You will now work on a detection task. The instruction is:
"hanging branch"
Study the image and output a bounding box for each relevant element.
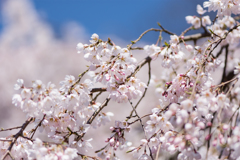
[127,61,152,120]
[129,100,154,160]
[30,115,46,139]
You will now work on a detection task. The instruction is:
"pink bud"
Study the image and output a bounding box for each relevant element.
[116,141,120,147]
[106,153,111,160]
[205,134,211,141]
[109,138,115,146]
[189,82,194,87]
[212,139,217,146]
[110,126,115,131]
[207,122,212,127]
[223,124,229,130]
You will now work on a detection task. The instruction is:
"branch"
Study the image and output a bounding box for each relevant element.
[183,32,211,42]
[91,87,107,93]
[30,115,46,139]
[77,152,99,160]
[221,45,229,83]
[1,117,33,160]
[68,69,89,94]
[180,26,194,37]
[127,113,152,125]
[128,56,152,79]
[127,61,152,119]
[214,45,226,58]
[127,28,162,50]
[75,97,110,141]
[0,126,22,132]
[157,22,175,35]
[129,100,154,160]
[87,98,110,124]
[189,24,240,100]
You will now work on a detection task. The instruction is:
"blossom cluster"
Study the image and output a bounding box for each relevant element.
[2,0,240,160]
[0,136,78,160]
[77,34,147,103]
[1,32,147,159]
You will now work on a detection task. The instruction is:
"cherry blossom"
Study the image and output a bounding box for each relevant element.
[3,1,240,159]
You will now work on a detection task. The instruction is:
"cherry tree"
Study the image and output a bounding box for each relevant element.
[2,1,240,160]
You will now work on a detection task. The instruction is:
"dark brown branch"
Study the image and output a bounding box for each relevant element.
[91,88,107,93]
[212,16,218,24]
[215,45,226,58]
[1,117,33,160]
[0,126,22,132]
[221,45,229,83]
[128,56,152,79]
[87,98,110,124]
[75,98,110,141]
[0,139,12,142]
[222,70,236,92]
[127,114,152,125]
[206,112,216,159]
[30,115,46,139]
[92,91,103,102]
[157,22,175,35]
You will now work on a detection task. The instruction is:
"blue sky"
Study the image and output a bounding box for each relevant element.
[1,0,214,44]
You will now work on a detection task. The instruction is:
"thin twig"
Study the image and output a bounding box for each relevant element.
[91,88,107,93]
[127,113,152,125]
[75,97,110,141]
[92,91,103,102]
[0,139,12,142]
[127,28,162,50]
[212,76,238,89]
[127,61,152,119]
[129,100,154,160]
[0,126,22,132]
[30,115,46,139]
[214,45,226,58]
[68,69,89,94]
[180,26,194,38]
